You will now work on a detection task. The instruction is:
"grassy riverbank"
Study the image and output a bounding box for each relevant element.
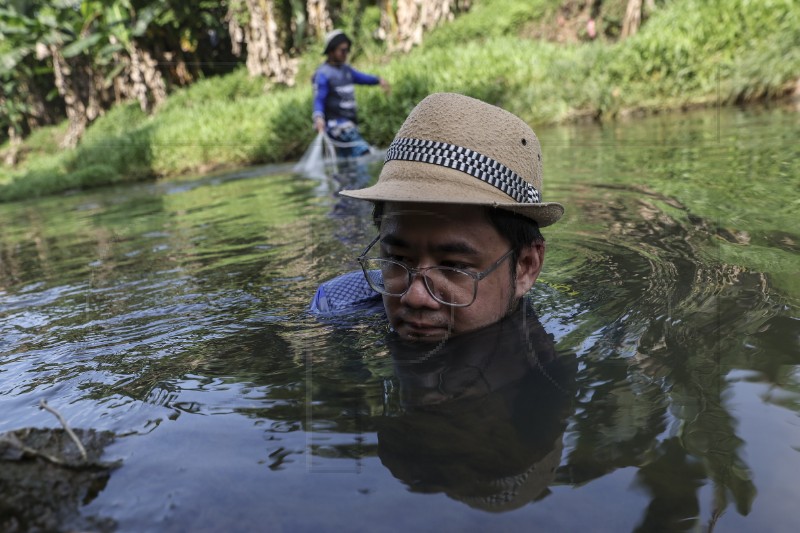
[1,0,798,203]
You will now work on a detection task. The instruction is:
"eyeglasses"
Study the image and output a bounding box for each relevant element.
[357,235,514,307]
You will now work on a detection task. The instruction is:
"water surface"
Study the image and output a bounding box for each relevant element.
[1,105,798,531]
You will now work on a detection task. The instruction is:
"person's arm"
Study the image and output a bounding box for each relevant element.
[312,71,329,132]
[349,66,380,85]
[349,67,391,96]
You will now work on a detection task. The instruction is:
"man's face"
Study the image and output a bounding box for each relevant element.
[377,202,544,343]
[328,42,350,65]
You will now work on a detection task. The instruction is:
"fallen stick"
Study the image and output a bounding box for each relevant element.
[39,399,88,462]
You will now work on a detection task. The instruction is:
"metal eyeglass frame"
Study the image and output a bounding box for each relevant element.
[356,235,515,308]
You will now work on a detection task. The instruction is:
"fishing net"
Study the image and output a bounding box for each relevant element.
[292,133,339,183]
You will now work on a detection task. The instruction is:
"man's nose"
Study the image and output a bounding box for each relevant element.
[400,273,441,309]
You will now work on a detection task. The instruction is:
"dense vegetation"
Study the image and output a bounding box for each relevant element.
[1,0,798,203]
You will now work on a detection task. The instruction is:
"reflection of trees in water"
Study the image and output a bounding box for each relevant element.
[0,175,328,424]
[0,193,169,290]
[552,189,791,528]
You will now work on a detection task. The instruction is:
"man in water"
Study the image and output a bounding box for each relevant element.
[310,92,564,344]
[311,93,570,506]
[313,29,391,158]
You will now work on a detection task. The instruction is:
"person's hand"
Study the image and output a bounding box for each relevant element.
[314,116,326,134]
[379,77,391,96]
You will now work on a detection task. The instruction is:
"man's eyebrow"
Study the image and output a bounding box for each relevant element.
[381,234,480,255]
[434,242,480,255]
[380,234,408,247]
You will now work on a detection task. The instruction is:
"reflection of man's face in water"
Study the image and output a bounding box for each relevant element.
[377,202,545,342]
[378,303,570,511]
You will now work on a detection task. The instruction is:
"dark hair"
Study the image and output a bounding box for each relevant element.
[324,33,352,55]
[371,202,544,277]
[485,207,545,260]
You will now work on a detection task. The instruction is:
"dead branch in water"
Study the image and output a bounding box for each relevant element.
[39,399,88,462]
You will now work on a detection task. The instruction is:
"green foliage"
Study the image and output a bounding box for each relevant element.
[422,0,559,48]
[63,163,117,186]
[18,122,65,154]
[80,102,149,141]
[158,67,265,114]
[602,0,800,106]
[2,0,799,202]
[340,3,384,61]
[0,2,61,138]
[68,102,153,181]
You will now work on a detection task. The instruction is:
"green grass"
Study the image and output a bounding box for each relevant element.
[1,0,798,202]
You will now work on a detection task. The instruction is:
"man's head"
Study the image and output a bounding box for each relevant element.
[363,202,544,341]
[323,29,351,65]
[343,93,564,342]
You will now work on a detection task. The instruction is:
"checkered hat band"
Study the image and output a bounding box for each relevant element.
[384,137,540,204]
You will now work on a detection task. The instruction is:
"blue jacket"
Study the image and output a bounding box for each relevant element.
[309,270,382,316]
[312,64,380,124]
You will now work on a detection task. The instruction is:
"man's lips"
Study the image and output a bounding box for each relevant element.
[397,319,449,337]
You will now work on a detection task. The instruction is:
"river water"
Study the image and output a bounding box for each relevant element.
[1,105,798,531]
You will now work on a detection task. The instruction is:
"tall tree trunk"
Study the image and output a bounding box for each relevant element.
[377,0,395,42]
[242,0,296,84]
[25,94,47,131]
[149,37,194,88]
[3,127,22,166]
[107,37,167,112]
[394,0,423,52]
[50,46,102,148]
[382,0,469,52]
[159,49,194,87]
[621,0,643,38]
[112,48,134,105]
[129,42,167,112]
[306,0,332,38]
[227,5,246,58]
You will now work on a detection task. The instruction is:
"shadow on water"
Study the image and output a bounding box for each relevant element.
[0,106,798,531]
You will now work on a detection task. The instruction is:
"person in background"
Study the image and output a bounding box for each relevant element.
[313,29,391,158]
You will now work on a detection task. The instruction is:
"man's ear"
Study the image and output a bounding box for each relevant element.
[514,242,545,299]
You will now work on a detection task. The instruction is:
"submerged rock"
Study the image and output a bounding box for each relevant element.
[0,427,118,532]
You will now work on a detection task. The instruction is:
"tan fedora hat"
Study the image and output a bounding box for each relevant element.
[339,92,564,227]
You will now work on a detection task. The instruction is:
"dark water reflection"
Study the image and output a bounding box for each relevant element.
[1,106,798,531]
